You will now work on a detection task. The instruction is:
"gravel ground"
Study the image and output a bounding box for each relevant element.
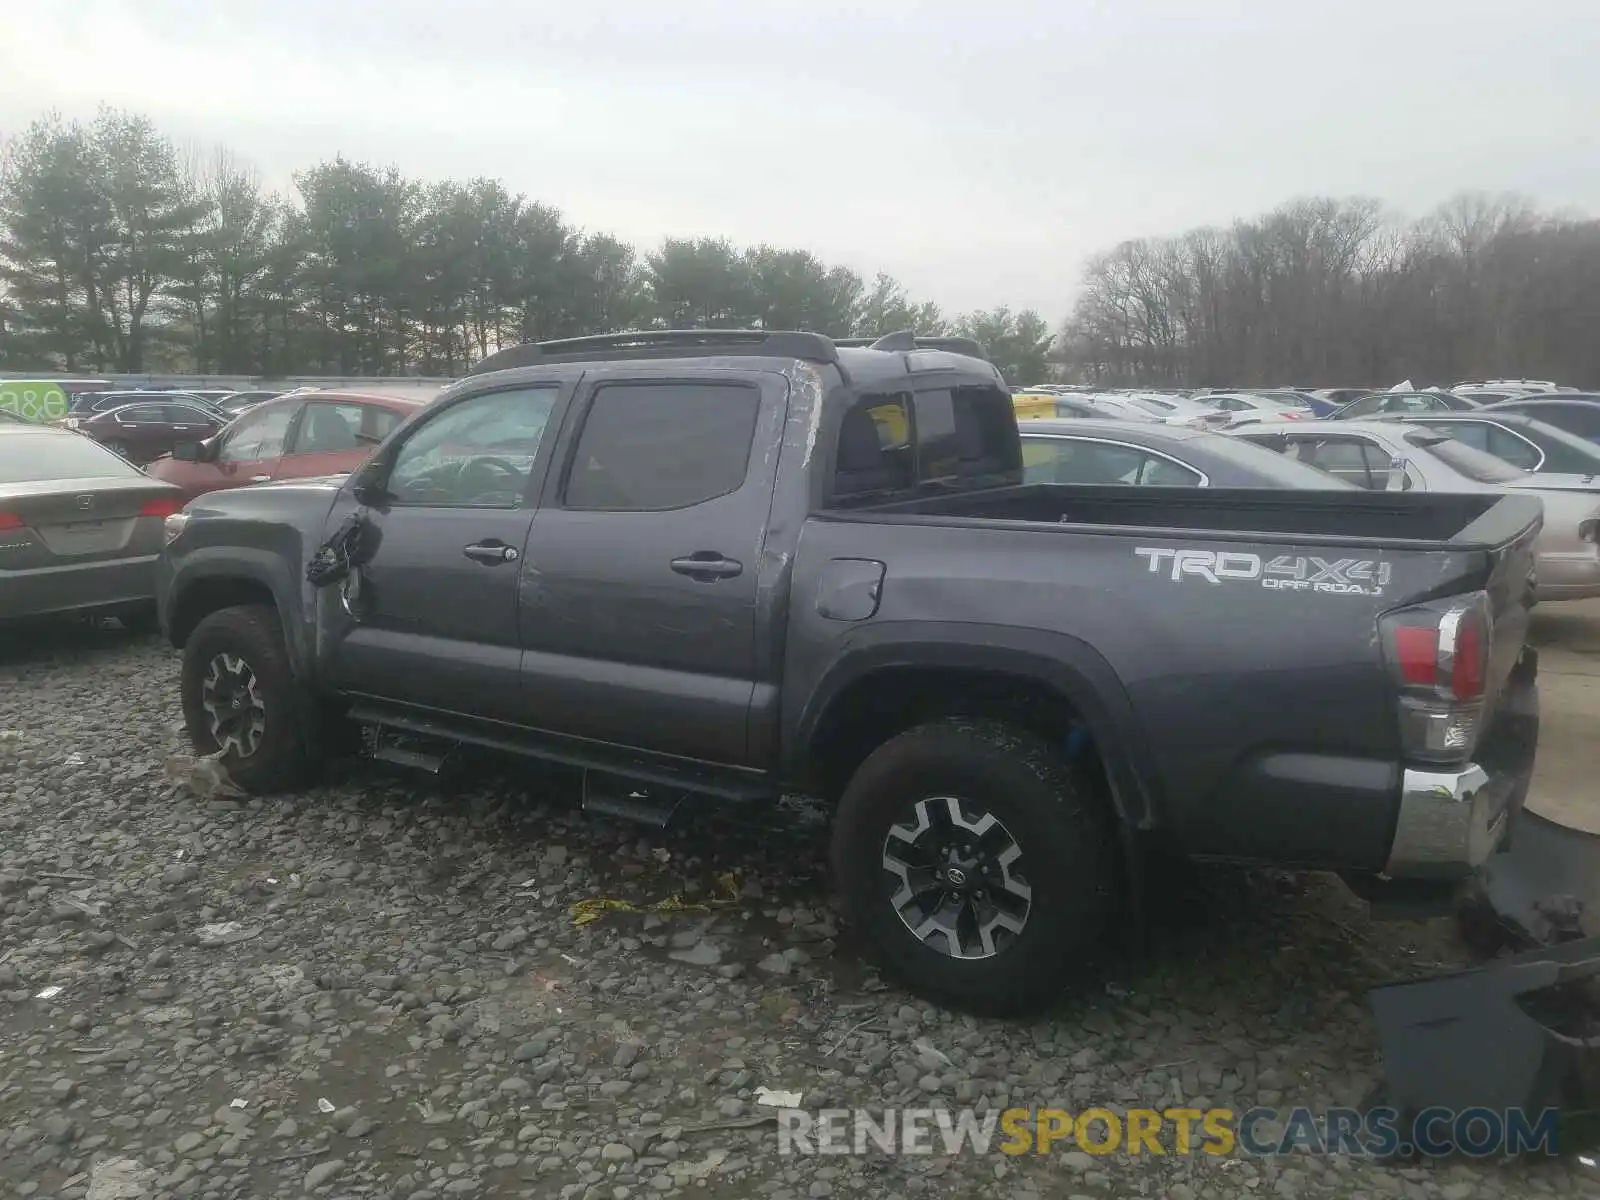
[2,622,1597,1200]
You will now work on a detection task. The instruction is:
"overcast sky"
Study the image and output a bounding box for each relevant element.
[4,0,1597,320]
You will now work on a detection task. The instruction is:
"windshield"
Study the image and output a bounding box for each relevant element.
[0,434,142,483]
[1259,391,1314,408]
[1192,432,1359,488]
[1409,432,1527,483]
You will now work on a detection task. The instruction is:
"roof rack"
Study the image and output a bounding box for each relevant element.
[468,330,840,375]
[834,332,989,360]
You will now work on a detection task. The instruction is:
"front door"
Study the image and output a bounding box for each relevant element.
[519,371,788,765]
[210,401,300,490]
[319,382,566,723]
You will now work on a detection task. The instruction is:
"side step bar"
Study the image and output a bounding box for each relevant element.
[582,772,686,829]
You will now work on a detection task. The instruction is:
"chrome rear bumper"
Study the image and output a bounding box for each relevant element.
[1383,648,1539,879]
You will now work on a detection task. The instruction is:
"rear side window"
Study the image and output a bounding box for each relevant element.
[1022,437,1202,486]
[565,382,760,511]
[833,385,1018,504]
[1266,437,1397,489]
[1412,433,1526,483]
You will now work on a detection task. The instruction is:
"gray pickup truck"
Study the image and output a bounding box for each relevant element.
[156,330,1543,1015]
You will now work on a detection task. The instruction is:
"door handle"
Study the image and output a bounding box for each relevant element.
[463,541,520,565]
[250,475,271,483]
[670,553,743,581]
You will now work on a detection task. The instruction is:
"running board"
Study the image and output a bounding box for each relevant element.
[362,726,452,775]
[582,772,686,829]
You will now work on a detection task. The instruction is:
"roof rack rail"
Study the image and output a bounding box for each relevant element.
[468,329,840,375]
[833,332,989,360]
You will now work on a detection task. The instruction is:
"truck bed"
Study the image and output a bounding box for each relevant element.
[853,483,1540,549]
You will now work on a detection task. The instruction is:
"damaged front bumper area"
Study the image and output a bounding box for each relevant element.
[1383,648,1540,881]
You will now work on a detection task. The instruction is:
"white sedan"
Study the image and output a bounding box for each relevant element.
[1201,392,1316,426]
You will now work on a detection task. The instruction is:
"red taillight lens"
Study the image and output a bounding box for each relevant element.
[0,512,22,531]
[1380,593,1493,763]
[1392,625,1440,687]
[139,496,183,518]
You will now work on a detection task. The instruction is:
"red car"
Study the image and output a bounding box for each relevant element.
[146,391,423,501]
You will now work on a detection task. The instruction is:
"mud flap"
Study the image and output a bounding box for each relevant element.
[1367,934,1600,1153]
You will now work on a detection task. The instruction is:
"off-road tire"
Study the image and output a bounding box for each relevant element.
[831,717,1119,1017]
[180,604,309,794]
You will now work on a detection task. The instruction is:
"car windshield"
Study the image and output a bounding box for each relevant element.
[1195,433,1359,488]
[1408,432,1527,483]
[0,435,141,483]
[1260,392,1314,408]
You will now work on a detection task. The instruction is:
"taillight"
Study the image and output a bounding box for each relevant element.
[0,512,22,532]
[1380,593,1492,763]
[139,496,184,519]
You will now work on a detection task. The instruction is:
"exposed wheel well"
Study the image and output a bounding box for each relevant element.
[806,666,1114,806]
[168,578,279,649]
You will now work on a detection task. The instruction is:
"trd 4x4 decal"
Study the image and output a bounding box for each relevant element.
[1133,547,1391,596]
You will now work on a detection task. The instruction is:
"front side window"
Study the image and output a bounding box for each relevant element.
[218,404,297,463]
[389,387,557,508]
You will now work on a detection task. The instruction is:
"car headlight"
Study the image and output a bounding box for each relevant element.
[163,513,189,545]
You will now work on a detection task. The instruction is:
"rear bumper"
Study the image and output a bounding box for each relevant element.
[0,555,159,621]
[1382,648,1539,880]
[1534,550,1600,601]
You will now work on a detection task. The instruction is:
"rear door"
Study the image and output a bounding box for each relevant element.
[518,370,786,765]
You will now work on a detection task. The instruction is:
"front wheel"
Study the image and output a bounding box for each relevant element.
[179,604,309,793]
[830,717,1119,1017]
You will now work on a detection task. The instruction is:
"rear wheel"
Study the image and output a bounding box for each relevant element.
[180,604,309,793]
[831,717,1119,1016]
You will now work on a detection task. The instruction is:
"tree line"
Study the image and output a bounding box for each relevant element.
[0,108,1055,383]
[1058,193,1600,387]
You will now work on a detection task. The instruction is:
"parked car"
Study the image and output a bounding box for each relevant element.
[1307,388,1376,411]
[1075,394,1163,422]
[1452,379,1566,395]
[1486,395,1600,442]
[159,329,1543,1016]
[65,399,228,464]
[1019,419,1358,488]
[1452,389,1532,406]
[1379,412,1600,477]
[0,422,184,628]
[147,391,422,501]
[1114,393,1235,430]
[1198,392,1314,426]
[66,390,230,421]
[159,388,241,407]
[215,390,283,414]
[1244,389,1342,417]
[1332,391,1483,418]
[1233,420,1600,601]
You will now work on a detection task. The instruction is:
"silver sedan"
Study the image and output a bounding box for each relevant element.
[1232,420,1600,601]
[0,424,185,626]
